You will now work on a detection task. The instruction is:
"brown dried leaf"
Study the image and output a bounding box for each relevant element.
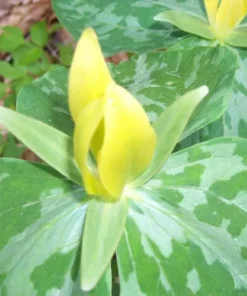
[0,0,52,33]
[105,52,129,65]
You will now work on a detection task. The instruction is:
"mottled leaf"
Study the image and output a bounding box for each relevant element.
[113,46,237,140]
[169,37,247,145]
[52,0,188,56]
[168,35,214,51]
[52,0,247,55]
[154,0,207,17]
[17,67,74,136]
[226,48,247,138]
[118,137,247,295]
[0,159,111,296]
[17,47,238,143]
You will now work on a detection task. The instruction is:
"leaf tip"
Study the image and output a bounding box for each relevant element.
[153,12,164,21]
[199,85,209,97]
[80,279,95,292]
[197,85,209,103]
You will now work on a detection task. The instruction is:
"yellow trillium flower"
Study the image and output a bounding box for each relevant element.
[69,28,156,199]
[204,0,247,40]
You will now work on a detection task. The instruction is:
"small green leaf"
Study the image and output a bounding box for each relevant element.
[0,61,14,77]
[0,106,81,185]
[154,10,214,40]
[0,61,26,80]
[81,197,128,291]
[225,25,247,48]
[12,44,43,65]
[131,86,208,188]
[30,21,49,47]
[59,44,74,66]
[48,22,62,34]
[0,26,24,52]
[26,54,50,75]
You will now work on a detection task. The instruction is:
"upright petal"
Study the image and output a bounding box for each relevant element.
[99,84,156,197]
[91,120,105,160]
[69,28,113,121]
[216,0,247,35]
[204,0,219,25]
[74,97,107,196]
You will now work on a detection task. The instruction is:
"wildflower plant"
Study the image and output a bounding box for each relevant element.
[0,1,247,295]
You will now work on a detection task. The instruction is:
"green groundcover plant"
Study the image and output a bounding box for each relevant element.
[0,20,74,158]
[0,21,59,109]
[0,0,247,295]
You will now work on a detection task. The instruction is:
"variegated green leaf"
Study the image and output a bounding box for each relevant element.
[53,0,247,55]
[158,0,209,18]
[168,35,214,51]
[118,137,247,295]
[168,37,247,146]
[17,47,238,143]
[17,67,74,136]
[0,159,111,296]
[52,0,188,56]
[226,48,247,138]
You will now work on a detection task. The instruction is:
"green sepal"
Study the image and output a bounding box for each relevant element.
[81,197,128,291]
[0,106,81,185]
[130,86,208,188]
[154,10,215,40]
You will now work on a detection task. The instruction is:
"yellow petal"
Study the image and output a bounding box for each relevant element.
[204,0,219,25]
[216,0,247,35]
[98,84,156,197]
[69,28,113,121]
[74,97,107,196]
[91,120,104,160]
